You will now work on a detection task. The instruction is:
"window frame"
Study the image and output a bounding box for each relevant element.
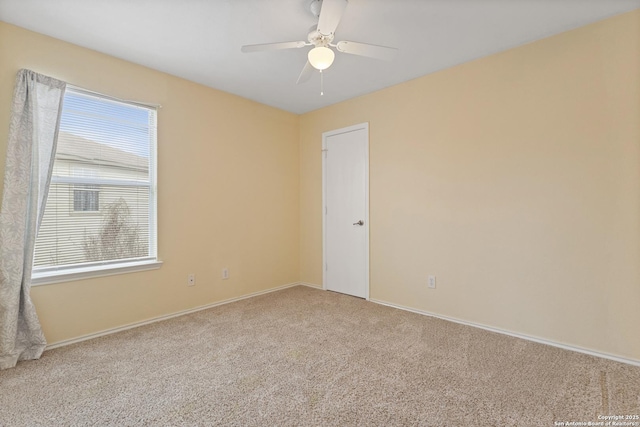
[31,86,161,286]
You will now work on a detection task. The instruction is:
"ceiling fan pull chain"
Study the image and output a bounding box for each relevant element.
[320,69,324,96]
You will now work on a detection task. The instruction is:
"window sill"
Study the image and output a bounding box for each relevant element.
[31,260,163,286]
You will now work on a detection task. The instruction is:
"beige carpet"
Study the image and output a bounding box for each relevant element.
[1,286,638,426]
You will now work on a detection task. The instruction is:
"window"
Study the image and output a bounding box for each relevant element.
[73,185,100,212]
[32,87,159,284]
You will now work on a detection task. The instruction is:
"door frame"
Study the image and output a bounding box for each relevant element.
[322,122,370,300]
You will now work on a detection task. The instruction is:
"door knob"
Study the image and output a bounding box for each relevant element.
[353,220,364,226]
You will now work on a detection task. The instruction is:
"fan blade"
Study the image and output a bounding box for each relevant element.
[335,41,398,61]
[317,0,347,36]
[241,41,307,53]
[297,61,314,84]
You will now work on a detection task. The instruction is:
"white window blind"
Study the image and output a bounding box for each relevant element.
[33,87,157,277]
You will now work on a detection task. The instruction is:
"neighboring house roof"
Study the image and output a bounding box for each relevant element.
[56,131,148,171]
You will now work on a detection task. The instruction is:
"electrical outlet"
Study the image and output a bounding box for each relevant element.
[187,273,195,286]
[222,268,229,280]
[428,275,436,289]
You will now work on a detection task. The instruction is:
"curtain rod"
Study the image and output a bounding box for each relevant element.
[67,84,162,110]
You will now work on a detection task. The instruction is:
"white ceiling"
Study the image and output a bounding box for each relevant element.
[1,0,639,114]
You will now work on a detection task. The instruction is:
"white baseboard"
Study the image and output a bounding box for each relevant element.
[45,282,303,350]
[47,283,638,367]
[298,282,323,289]
[370,298,640,367]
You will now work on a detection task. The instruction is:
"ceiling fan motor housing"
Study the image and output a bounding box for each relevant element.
[308,27,334,47]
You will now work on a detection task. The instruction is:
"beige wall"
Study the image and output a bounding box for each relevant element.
[299,10,640,360]
[2,10,639,361]
[0,22,300,344]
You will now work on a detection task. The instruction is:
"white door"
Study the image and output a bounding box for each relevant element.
[323,123,369,299]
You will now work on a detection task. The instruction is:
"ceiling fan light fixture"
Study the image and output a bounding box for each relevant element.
[308,46,335,70]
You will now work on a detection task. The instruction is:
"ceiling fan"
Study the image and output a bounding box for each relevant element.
[241,0,398,90]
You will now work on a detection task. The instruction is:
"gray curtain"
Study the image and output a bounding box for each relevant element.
[0,69,66,370]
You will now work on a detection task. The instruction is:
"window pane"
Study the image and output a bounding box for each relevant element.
[34,89,157,272]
